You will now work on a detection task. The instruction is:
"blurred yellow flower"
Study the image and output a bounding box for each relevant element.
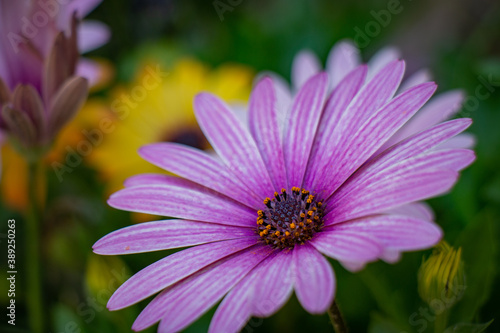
[89,58,254,196]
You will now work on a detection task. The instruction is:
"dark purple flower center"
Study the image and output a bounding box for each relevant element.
[256,187,324,249]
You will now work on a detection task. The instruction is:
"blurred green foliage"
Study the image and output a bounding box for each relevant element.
[1,0,499,332]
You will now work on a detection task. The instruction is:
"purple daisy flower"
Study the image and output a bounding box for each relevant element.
[94,58,474,332]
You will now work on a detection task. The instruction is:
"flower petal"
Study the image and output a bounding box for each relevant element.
[283,73,328,187]
[195,93,274,199]
[317,81,437,199]
[78,20,110,52]
[292,243,335,314]
[326,39,361,89]
[383,90,464,148]
[383,202,434,221]
[366,47,401,80]
[306,60,405,194]
[437,133,475,149]
[208,250,292,332]
[332,148,475,206]
[310,229,381,263]
[399,69,432,92]
[49,76,89,134]
[291,50,321,90]
[334,215,442,251]
[133,244,272,332]
[107,238,257,310]
[92,219,255,255]
[138,143,261,208]
[326,169,458,224]
[303,65,367,190]
[251,250,294,316]
[249,77,287,191]
[108,184,256,227]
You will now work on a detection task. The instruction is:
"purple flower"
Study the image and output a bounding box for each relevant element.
[94,58,474,332]
[0,0,109,152]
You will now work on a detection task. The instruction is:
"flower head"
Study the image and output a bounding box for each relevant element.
[0,0,109,155]
[94,51,474,332]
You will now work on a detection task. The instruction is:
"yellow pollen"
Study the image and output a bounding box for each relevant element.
[275,231,280,236]
[307,210,313,216]
[300,212,306,218]
[307,219,312,224]
[314,216,319,220]
[263,229,268,235]
[299,222,304,227]
[266,225,271,230]
[285,231,290,236]
[290,223,296,229]
[294,232,300,237]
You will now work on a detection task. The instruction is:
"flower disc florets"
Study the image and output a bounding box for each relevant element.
[257,187,324,249]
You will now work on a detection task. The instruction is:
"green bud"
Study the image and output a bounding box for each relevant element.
[418,241,465,310]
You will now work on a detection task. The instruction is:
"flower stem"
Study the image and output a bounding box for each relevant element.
[26,161,44,333]
[328,301,348,333]
[434,310,449,333]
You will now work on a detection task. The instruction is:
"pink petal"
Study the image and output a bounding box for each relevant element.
[133,244,273,332]
[108,184,255,227]
[283,73,328,187]
[292,244,335,314]
[310,229,381,263]
[92,219,255,255]
[384,90,464,148]
[383,202,435,221]
[76,58,103,87]
[195,93,274,199]
[318,81,437,199]
[139,143,261,208]
[208,250,293,332]
[291,50,321,90]
[309,59,404,195]
[399,69,432,92]
[437,133,475,149]
[334,215,443,251]
[326,170,458,224]
[366,47,401,80]
[249,77,287,191]
[356,119,472,184]
[78,21,110,52]
[123,173,188,187]
[304,65,367,190]
[107,238,257,310]
[208,267,255,333]
[333,148,475,206]
[251,250,294,316]
[326,39,361,89]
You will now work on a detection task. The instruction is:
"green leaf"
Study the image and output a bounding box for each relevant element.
[444,320,494,333]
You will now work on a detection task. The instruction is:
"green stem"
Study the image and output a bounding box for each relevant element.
[328,301,348,333]
[434,309,449,333]
[26,161,44,333]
